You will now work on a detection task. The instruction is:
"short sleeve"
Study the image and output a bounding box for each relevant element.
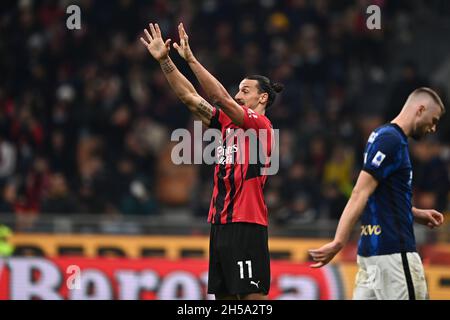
[362,132,402,181]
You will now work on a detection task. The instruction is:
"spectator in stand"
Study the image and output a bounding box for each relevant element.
[0,180,18,214]
[41,173,80,214]
[0,134,16,186]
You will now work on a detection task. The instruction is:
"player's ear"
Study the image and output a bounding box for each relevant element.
[259,93,268,104]
[417,104,425,116]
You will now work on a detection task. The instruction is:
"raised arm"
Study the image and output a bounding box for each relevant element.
[140,23,215,126]
[173,23,244,126]
[308,171,379,268]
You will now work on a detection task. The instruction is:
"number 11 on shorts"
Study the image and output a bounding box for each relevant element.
[237,260,252,279]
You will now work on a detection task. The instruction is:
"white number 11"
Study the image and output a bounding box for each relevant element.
[237,260,252,279]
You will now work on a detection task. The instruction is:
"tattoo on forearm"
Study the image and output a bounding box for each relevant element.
[198,99,213,118]
[161,59,175,74]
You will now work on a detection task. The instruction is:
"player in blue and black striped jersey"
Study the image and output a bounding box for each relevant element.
[359,122,416,256]
[309,87,446,300]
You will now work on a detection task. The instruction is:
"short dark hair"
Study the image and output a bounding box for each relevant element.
[245,75,284,108]
[411,87,446,114]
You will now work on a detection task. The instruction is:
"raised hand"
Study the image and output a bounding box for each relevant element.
[140,23,171,62]
[173,23,195,63]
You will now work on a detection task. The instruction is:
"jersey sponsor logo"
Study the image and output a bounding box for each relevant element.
[371,151,386,167]
[368,132,379,143]
[361,225,382,236]
[250,280,260,288]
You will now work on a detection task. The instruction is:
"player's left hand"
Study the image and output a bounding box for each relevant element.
[308,241,343,268]
[173,23,195,63]
[140,23,171,62]
[413,208,444,229]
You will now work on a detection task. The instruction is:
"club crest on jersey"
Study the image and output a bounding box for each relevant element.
[247,109,258,119]
[371,151,386,167]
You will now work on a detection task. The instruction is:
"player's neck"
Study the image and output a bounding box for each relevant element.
[390,117,411,138]
[253,104,266,115]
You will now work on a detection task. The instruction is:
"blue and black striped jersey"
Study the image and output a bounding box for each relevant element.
[358,123,416,256]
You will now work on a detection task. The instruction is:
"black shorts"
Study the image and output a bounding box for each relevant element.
[207,222,270,296]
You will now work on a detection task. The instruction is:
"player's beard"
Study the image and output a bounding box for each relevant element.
[410,126,428,140]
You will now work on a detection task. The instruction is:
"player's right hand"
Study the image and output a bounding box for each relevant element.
[140,23,171,62]
[173,23,195,63]
[308,241,343,268]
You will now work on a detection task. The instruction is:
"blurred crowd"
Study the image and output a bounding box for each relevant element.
[0,0,449,228]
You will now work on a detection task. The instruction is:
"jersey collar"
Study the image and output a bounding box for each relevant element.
[389,123,408,140]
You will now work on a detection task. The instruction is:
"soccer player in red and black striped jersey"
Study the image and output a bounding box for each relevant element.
[141,22,283,300]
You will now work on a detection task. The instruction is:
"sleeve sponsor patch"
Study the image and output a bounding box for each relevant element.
[371,151,386,167]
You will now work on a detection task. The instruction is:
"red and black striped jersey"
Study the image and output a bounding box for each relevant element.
[207,106,274,226]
